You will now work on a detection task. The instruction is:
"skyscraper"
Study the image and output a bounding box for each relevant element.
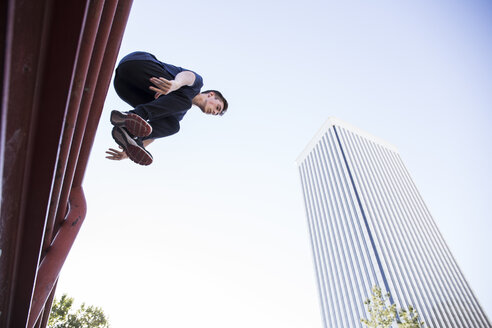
[297,117,490,328]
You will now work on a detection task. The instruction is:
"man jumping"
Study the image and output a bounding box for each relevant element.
[106,51,228,165]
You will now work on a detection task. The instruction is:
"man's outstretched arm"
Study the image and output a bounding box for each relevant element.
[149,71,196,99]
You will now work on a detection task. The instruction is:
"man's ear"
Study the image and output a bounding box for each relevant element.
[207,91,215,97]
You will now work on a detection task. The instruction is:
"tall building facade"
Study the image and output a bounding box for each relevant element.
[297,117,490,328]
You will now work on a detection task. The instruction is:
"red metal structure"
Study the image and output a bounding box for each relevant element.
[0,0,133,327]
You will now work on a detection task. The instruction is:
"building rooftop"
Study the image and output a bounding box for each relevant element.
[296,116,399,165]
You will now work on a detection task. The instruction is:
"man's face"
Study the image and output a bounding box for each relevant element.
[202,92,224,116]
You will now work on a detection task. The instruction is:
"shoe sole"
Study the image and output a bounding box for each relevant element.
[110,111,152,137]
[111,127,153,166]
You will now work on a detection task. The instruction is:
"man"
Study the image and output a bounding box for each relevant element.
[106,51,228,165]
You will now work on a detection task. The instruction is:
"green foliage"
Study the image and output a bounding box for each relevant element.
[361,286,397,328]
[361,286,426,328]
[48,294,110,328]
[397,305,425,328]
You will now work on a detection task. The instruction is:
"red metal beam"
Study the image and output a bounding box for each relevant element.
[55,0,120,228]
[39,280,57,328]
[6,0,90,326]
[1,0,134,326]
[75,0,134,186]
[0,1,54,326]
[28,187,87,327]
[28,1,119,324]
[43,0,105,253]
[31,1,133,326]
[0,0,9,196]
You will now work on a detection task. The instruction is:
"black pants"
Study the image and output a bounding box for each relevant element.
[114,60,185,140]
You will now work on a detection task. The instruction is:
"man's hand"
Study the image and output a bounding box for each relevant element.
[105,147,128,161]
[149,71,196,99]
[150,77,179,99]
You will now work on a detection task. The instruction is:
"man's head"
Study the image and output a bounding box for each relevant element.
[200,90,228,116]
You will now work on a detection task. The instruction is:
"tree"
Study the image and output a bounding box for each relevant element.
[361,286,425,328]
[397,305,425,328]
[48,294,110,328]
[361,286,397,328]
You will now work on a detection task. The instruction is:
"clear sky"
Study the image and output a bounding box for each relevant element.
[56,0,492,327]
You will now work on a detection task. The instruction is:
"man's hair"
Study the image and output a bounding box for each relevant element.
[201,90,228,115]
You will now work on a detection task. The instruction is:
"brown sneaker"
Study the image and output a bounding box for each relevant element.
[111,126,153,166]
[110,110,152,137]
